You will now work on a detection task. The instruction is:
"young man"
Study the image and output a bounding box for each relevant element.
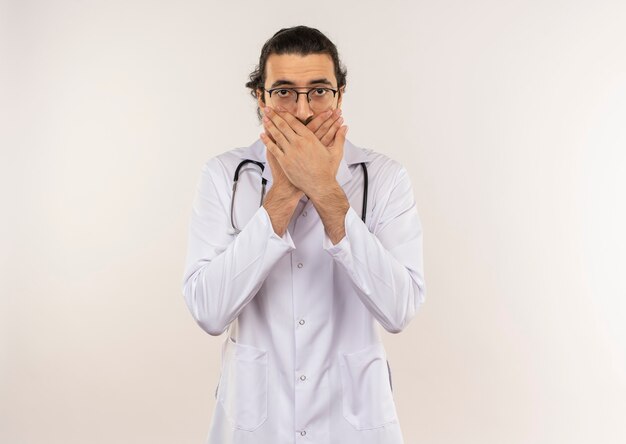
[182,25,426,444]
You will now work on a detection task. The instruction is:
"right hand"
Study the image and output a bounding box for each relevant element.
[266,106,345,147]
[261,106,345,197]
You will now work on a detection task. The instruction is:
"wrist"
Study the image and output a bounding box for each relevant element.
[266,182,302,205]
[308,179,341,203]
[264,183,303,207]
[263,183,302,237]
[308,181,349,245]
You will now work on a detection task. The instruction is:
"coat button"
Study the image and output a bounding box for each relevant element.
[297,263,303,268]
[302,211,307,217]
[300,374,306,381]
[300,430,307,436]
[299,319,305,325]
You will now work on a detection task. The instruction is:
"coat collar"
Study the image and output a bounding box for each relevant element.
[235,138,370,187]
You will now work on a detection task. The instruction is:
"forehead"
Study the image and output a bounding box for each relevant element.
[265,53,336,86]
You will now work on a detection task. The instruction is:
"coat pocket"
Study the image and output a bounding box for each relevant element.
[338,342,398,430]
[217,337,268,431]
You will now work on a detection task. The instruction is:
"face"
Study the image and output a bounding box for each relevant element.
[256,53,344,126]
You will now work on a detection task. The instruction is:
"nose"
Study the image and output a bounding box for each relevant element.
[295,94,314,123]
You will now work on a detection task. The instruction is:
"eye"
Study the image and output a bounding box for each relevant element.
[313,88,328,96]
[275,89,291,97]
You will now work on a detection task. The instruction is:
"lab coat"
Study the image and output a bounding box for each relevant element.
[181,137,426,444]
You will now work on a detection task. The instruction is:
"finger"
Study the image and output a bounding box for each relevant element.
[265,106,299,143]
[264,143,281,174]
[264,142,277,163]
[269,106,312,138]
[330,125,348,154]
[260,132,285,159]
[314,109,342,140]
[320,115,344,146]
[265,128,276,144]
[305,109,333,134]
[263,116,291,152]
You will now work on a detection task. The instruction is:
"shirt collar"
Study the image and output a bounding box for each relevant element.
[235,137,370,187]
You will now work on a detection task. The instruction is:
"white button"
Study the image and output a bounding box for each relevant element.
[302,211,307,217]
[300,374,306,381]
[297,263,303,268]
[299,319,305,325]
[300,430,307,436]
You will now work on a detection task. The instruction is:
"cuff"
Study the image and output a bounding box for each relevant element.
[323,206,359,255]
[259,205,296,250]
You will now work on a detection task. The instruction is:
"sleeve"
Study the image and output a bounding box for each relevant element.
[181,158,296,336]
[322,165,426,333]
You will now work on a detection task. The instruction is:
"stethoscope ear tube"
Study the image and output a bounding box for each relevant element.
[360,162,368,223]
[230,180,241,234]
[231,160,267,234]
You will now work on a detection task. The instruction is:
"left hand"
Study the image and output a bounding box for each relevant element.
[305,108,345,147]
[264,143,304,200]
[260,106,348,199]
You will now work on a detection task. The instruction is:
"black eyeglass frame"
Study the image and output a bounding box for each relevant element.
[261,86,339,105]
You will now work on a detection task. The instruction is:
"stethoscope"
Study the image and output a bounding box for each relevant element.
[230,160,368,234]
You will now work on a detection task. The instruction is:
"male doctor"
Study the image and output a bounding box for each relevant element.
[182,25,426,444]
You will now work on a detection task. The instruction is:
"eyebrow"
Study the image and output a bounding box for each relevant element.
[269,78,333,88]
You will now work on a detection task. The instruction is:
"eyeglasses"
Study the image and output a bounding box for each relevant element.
[262,86,338,112]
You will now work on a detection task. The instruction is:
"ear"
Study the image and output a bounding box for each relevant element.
[256,88,266,113]
[337,85,345,108]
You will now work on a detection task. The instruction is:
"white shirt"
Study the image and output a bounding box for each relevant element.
[181,137,426,444]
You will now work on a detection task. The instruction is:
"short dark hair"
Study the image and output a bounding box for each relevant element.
[245,25,348,122]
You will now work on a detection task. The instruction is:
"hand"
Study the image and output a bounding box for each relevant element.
[260,106,348,199]
[304,107,344,147]
[263,106,345,148]
[267,105,347,180]
[265,144,304,200]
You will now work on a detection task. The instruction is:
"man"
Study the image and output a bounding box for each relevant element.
[182,25,426,444]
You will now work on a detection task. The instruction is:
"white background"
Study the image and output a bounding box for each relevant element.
[1,0,625,443]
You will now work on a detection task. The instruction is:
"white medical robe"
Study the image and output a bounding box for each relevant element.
[182,137,426,444]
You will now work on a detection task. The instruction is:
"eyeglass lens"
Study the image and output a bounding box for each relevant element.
[269,88,334,112]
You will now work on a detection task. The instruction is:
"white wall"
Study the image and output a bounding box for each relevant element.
[2,0,625,443]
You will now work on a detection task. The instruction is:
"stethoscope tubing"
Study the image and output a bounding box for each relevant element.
[230,159,368,233]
